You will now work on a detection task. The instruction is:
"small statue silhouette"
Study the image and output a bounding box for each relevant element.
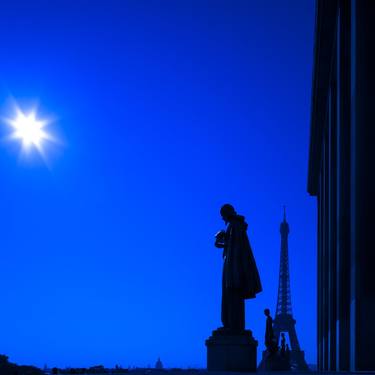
[215,204,262,332]
[280,332,286,355]
[264,308,278,353]
[285,343,291,364]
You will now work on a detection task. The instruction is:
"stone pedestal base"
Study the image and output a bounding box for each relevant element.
[258,349,309,372]
[205,329,258,372]
[258,350,291,371]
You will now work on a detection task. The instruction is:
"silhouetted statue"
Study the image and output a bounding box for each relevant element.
[259,311,292,371]
[280,332,286,354]
[285,344,291,365]
[215,204,262,332]
[264,308,278,353]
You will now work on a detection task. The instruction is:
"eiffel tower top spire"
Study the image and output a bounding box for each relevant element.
[276,207,292,316]
[280,205,290,236]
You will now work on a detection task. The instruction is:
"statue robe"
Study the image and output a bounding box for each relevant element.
[221,215,262,330]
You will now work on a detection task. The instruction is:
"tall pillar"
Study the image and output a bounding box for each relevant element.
[336,0,351,371]
[328,75,338,372]
[322,128,329,371]
[350,0,375,370]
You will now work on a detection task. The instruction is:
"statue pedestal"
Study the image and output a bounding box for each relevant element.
[258,350,291,371]
[205,328,258,372]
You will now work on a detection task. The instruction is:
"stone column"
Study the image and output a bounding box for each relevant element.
[350,0,375,370]
[336,0,351,370]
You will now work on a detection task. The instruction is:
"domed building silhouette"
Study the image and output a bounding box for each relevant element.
[155,357,163,370]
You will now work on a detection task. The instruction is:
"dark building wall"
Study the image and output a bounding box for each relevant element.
[308,0,375,371]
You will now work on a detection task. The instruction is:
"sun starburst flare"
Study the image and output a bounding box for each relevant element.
[5,106,55,154]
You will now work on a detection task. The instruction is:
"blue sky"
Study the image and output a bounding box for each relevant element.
[0,0,316,369]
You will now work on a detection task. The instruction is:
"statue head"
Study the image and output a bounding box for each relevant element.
[264,308,270,316]
[220,203,236,224]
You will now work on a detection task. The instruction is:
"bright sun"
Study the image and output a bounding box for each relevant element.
[7,108,51,150]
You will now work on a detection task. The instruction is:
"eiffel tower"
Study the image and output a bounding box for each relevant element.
[272,207,309,371]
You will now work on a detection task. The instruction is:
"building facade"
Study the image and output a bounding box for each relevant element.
[308,0,375,371]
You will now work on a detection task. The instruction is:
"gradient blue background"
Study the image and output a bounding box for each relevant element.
[0,0,316,369]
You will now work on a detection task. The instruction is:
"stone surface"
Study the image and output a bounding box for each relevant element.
[258,350,292,372]
[205,329,258,372]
